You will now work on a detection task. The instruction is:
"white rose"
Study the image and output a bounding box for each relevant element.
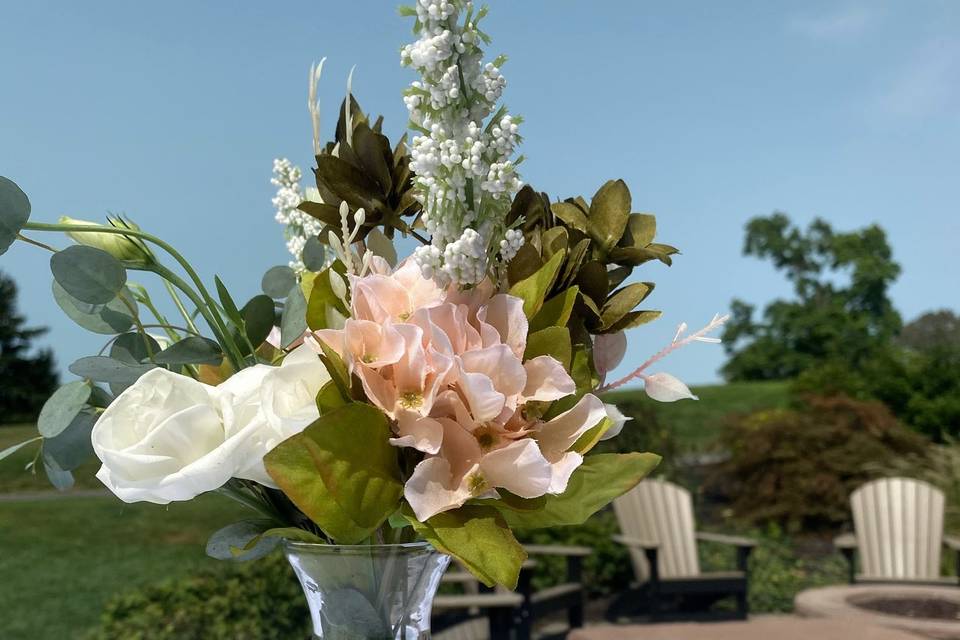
[217,344,331,487]
[92,368,236,504]
[92,344,331,504]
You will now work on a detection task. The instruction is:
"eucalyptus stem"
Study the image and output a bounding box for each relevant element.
[22,222,246,369]
[162,280,200,335]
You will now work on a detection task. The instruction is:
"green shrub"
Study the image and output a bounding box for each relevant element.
[700,525,846,613]
[707,395,929,532]
[87,554,309,640]
[594,400,680,478]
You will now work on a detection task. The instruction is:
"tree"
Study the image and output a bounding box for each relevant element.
[898,309,960,352]
[0,270,58,422]
[722,213,901,381]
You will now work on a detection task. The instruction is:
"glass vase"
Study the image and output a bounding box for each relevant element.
[283,540,451,640]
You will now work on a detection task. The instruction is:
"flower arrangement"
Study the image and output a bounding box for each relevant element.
[0,0,724,590]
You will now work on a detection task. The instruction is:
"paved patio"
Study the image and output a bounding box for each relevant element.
[568,616,922,640]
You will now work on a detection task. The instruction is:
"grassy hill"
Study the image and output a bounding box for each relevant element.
[602,379,792,451]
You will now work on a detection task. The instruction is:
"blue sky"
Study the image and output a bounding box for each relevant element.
[2,1,958,387]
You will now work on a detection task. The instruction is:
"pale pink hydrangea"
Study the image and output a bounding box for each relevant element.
[310,259,606,521]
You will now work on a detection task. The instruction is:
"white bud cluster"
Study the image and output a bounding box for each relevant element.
[499,228,524,261]
[401,0,524,286]
[271,158,324,272]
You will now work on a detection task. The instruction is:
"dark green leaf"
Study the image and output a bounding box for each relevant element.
[52,281,134,335]
[264,403,403,544]
[69,356,156,384]
[494,453,661,529]
[110,332,161,364]
[405,504,527,589]
[315,155,385,213]
[506,243,543,285]
[0,176,30,255]
[576,261,609,305]
[215,276,242,325]
[550,201,589,234]
[153,337,223,366]
[600,283,655,330]
[37,380,92,438]
[50,245,127,305]
[621,213,657,248]
[240,295,275,349]
[261,265,297,299]
[602,310,663,334]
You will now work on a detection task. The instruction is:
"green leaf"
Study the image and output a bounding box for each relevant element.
[602,310,662,334]
[576,261,609,305]
[206,520,279,562]
[260,527,327,544]
[52,281,134,335]
[68,356,155,385]
[50,245,127,305]
[240,295,276,349]
[0,436,41,462]
[494,453,661,529]
[261,265,297,299]
[508,250,564,318]
[110,332,161,364]
[550,201,589,234]
[0,176,30,256]
[524,326,572,369]
[153,337,224,366]
[529,286,579,332]
[306,268,350,331]
[541,226,568,259]
[314,155,385,213]
[588,179,632,252]
[264,403,403,544]
[37,381,92,438]
[600,283,655,330]
[215,276,243,325]
[405,504,527,589]
[570,417,613,455]
[43,409,96,470]
[301,236,327,272]
[316,380,348,415]
[280,284,308,348]
[313,337,352,400]
[506,243,543,285]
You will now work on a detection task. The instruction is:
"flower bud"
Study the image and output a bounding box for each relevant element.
[59,215,153,264]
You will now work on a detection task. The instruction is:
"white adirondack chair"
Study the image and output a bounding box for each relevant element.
[610,478,756,621]
[834,477,960,584]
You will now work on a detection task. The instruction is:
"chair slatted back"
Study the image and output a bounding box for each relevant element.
[613,478,700,581]
[850,477,944,580]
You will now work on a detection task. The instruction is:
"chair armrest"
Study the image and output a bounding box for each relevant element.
[833,533,857,550]
[523,544,592,557]
[695,531,757,548]
[612,534,659,549]
[943,535,960,551]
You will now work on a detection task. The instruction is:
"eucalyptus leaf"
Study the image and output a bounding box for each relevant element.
[44,410,96,470]
[261,265,296,299]
[50,245,127,305]
[280,284,308,348]
[110,332,161,365]
[69,356,156,385]
[301,236,328,272]
[206,520,279,562]
[37,380,92,438]
[493,453,661,529]
[0,436,41,462]
[52,281,134,335]
[153,337,224,366]
[240,295,276,349]
[42,451,75,491]
[0,176,30,255]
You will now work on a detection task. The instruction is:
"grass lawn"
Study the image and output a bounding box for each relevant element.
[0,424,102,492]
[603,380,792,450]
[0,494,248,640]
